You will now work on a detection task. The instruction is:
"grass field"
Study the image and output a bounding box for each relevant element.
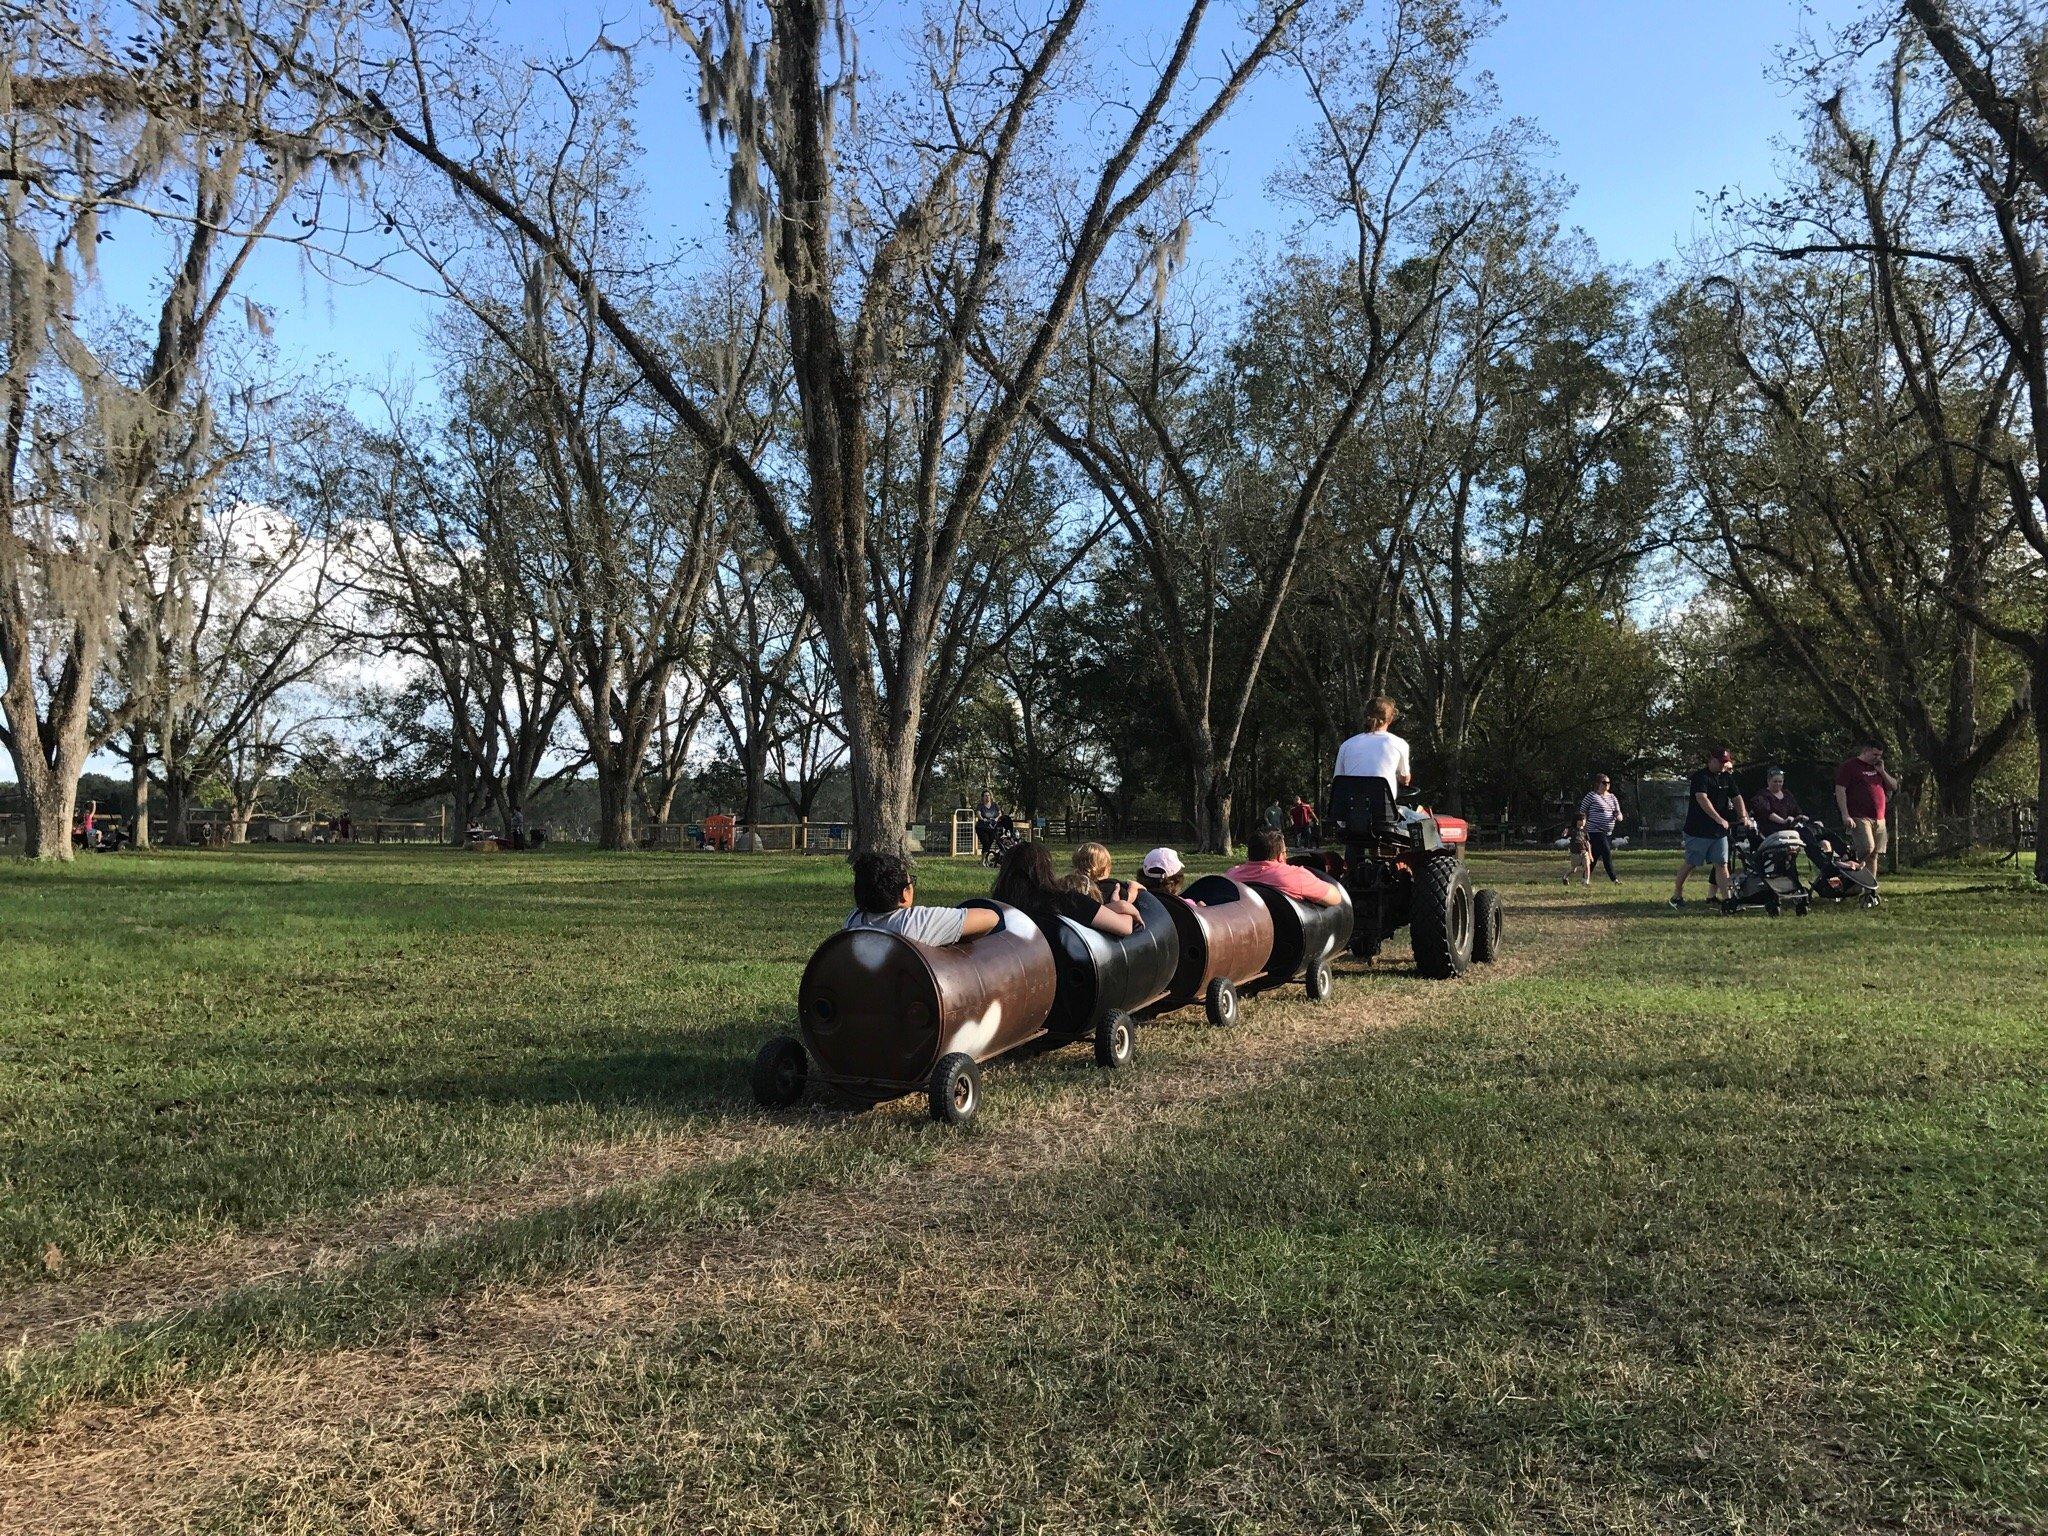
[1,844,2044,1533]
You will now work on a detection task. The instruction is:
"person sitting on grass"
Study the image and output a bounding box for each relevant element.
[844,851,999,945]
[1138,846,1186,898]
[1226,828,1346,907]
[1073,841,1141,904]
[992,841,1142,937]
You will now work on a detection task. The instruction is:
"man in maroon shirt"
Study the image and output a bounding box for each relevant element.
[1833,741,1899,863]
[1286,795,1318,850]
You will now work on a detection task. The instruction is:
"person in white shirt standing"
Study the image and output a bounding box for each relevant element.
[1334,696,1413,802]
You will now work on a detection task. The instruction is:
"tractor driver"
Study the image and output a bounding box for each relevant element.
[1334,696,1413,801]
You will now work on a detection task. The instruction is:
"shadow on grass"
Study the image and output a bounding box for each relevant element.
[398,1034,764,1116]
[0,1131,928,1434]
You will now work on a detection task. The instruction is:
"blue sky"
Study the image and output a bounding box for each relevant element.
[97,0,1867,389]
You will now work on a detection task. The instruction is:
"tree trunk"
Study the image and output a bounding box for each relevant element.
[843,699,917,857]
[1441,728,1467,817]
[596,767,635,851]
[21,779,77,861]
[1201,773,1233,857]
[164,772,190,847]
[741,730,768,828]
[2033,653,2048,887]
[6,722,87,863]
[129,740,152,850]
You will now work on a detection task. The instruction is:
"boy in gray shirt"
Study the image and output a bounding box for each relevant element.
[843,851,999,945]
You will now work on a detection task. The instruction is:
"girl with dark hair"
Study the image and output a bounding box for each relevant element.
[991,841,1141,937]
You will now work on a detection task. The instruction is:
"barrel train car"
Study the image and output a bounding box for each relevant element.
[754,822,1501,1127]
[755,889,1201,1126]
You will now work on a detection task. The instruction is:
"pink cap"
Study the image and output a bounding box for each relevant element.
[1141,847,1183,878]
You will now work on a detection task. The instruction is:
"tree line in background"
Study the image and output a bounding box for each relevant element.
[1,0,2043,879]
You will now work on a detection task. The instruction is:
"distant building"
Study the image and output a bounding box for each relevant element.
[1637,778,1692,834]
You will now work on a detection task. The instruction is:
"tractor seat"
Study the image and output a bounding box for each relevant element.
[1328,776,1407,841]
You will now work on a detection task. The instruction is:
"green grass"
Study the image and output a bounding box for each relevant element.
[4,845,2046,1531]
[0,844,1020,1281]
[297,867,2035,1535]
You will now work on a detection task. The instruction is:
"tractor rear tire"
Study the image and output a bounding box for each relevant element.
[751,1034,808,1108]
[1411,856,1474,979]
[1471,888,1504,963]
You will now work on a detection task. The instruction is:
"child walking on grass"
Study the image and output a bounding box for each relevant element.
[1564,810,1593,888]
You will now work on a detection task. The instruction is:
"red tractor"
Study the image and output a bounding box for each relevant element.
[1312,776,1503,977]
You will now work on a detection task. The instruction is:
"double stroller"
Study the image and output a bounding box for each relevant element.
[1721,819,1881,916]
[1796,817,1881,907]
[1722,824,1813,917]
[979,818,1024,868]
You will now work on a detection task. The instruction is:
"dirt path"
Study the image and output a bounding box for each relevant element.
[1,895,1611,1534]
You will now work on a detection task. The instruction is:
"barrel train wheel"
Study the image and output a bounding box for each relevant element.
[751,1034,808,1107]
[1305,955,1333,1001]
[1204,976,1240,1027]
[1094,1009,1137,1069]
[928,1052,981,1127]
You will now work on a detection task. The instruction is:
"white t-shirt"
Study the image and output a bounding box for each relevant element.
[1334,730,1412,795]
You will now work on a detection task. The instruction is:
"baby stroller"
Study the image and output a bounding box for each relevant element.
[980,817,1023,868]
[1722,823,1812,917]
[1797,818,1881,907]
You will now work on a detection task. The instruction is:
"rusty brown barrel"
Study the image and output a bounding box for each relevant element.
[1244,871,1355,993]
[1043,888,1181,1037]
[1159,876,1277,1007]
[796,900,1056,1102]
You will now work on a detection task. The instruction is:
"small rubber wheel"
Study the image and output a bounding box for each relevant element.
[1094,1009,1137,1069]
[1863,891,1881,909]
[750,1034,807,1108]
[1204,977,1240,1027]
[1795,900,1809,917]
[1350,927,1378,960]
[1471,889,1504,964]
[1304,957,1333,1001]
[929,1052,980,1126]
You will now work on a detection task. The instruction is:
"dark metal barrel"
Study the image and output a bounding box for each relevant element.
[1245,871,1354,988]
[1044,888,1181,1036]
[1161,876,1277,1006]
[797,900,1056,1101]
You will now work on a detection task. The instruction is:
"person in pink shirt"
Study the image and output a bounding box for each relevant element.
[1226,829,1346,907]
